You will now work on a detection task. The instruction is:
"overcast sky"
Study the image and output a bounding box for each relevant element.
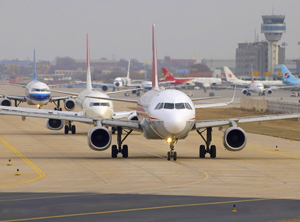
[1,0,299,63]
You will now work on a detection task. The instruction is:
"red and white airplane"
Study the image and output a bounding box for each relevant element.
[161,67,221,89]
[1,25,300,161]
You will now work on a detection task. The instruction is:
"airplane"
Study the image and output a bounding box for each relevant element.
[161,67,222,90]
[280,65,300,85]
[224,66,285,88]
[0,50,75,111]
[1,25,300,161]
[140,67,153,92]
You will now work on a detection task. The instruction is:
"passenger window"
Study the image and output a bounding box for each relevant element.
[175,103,185,109]
[164,103,174,109]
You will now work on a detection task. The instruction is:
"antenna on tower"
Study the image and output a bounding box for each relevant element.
[254,29,256,42]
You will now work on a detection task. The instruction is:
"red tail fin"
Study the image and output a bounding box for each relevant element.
[162,68,175,81]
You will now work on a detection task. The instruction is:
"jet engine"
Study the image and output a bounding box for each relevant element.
[127,114,138,121]
[242,89,248,95]
[223,126,247,151]
[102,85,108,91]
[64,99,75,111]
[267,89,272,94]
[46,119,64,130]
[1,99,11,106]
[88,126,111,151]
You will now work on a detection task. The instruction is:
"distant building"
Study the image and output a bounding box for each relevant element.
[201,59,235,73]
[158,56,196,68]
[55,68,85,75]
[75,59,117,69]
[9,75,23,84]
[236,41,285,78]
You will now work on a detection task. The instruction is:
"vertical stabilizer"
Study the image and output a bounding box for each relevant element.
[144,66,147,81]
[162,68,176,81]
[33,49,37,82]
[280,64,297,81]
[127,59,131,78]
[250,64,254,83]
[86,33,92,91]
[152,24,159,90]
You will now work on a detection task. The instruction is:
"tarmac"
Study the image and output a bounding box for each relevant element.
[1,85,300,221]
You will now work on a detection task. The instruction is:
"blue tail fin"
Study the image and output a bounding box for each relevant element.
[280,64,297,82]
[33,49,37,82]
[144,67,147,81]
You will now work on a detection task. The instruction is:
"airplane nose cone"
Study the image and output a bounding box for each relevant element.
[164,116,186,134]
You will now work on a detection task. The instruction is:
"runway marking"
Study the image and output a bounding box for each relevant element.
[0,198,272,222]
[247,147,300,160]
[0,136,46,187]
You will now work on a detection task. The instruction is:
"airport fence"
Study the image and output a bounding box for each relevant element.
[240,98,300,113]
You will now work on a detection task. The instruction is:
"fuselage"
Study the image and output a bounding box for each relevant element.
[76,89,113,118]
[249,82,264,93]
[137,89,195,140]
[25,81,50,106]
[114,77,131,88]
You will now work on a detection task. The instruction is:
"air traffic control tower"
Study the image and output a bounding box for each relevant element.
[261,15,286,76]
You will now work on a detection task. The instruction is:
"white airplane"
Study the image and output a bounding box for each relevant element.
[1,25,300,161]
[0,50,75,111]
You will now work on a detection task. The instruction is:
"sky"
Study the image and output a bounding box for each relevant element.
[0,0,299,63]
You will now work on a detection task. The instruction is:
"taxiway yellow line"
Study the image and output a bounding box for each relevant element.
[0,136,46,187]
[0,198,272,222]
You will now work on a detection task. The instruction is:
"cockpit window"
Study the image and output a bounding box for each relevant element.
[156,103,164,110]
[175,103,185,109]
[185,103,193,110]
[164,103,174,109]
[155,103,161,110]
[89,102,110,107]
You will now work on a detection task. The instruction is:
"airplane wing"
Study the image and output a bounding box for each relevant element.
[0,105,141,130]
[194,113,300,129]
[0,95,27,102]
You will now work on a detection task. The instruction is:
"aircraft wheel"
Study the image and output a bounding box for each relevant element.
[167,151,171,161]
[59,107,62,111]
[64,125,69,134]
[173,152,177,161]
[112,145,118,158]
[71,125,76,134]
[199,145,206,158]
[122,145,128,158]
[54,107,57,110]
[210,145,216,158]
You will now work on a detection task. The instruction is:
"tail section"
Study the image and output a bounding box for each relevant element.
[250,64,254,83]
[86,33,92,91]
[161,68,176,81]
[280,64,297,82]
[144,66,147,81]
[152,24,159,90]
[33,49,37,82]
[127,59,131,78]
[224,66,238,82]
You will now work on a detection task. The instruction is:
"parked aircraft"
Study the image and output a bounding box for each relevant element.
[280,65,300,85]
[0,50,73,110]
[161,68,221,89]
[1,26,300,161]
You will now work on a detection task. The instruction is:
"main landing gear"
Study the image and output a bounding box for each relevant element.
[64,121,76,134]
[53,100,62,111]
[111,126,132,158]
[197,127,216,158]
[167,139,178,161]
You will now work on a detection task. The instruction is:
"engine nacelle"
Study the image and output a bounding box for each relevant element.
[102,85,108,91]
[267,89,272,94]
[223,126,247,151]
[1,99,11,106]
[242,89,248,95]
[45,119,64,130]
[64,99,75,111]
[88,126,111,151]
[127,114,138,121]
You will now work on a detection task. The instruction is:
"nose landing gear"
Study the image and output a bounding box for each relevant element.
[167,139,178,161]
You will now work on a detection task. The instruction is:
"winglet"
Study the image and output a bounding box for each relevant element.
[152,24,159,90]
[33,49,37,82]
[127,59,131,78]
[86,33,92,91]
[228,85,236,104]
